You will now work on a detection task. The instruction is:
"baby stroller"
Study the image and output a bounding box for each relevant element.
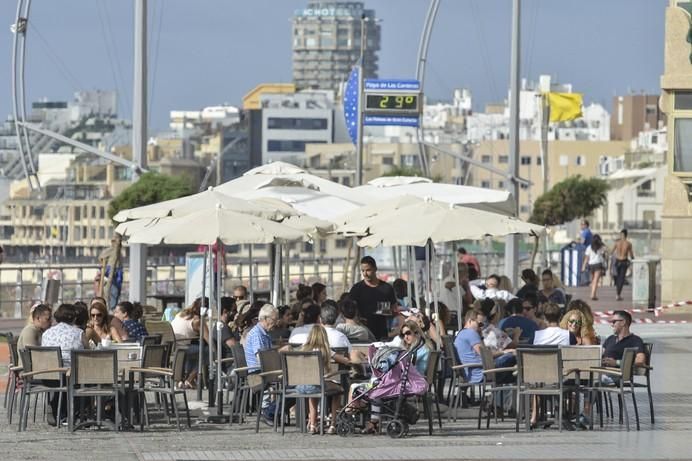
[335,339,428,438]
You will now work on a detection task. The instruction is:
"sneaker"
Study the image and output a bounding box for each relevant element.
[577,414,591,430]
[260,411,274,427]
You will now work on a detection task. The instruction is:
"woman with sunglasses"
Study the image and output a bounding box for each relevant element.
[559,309,598,345]
[85,301,123,345]
[398,319,431,376]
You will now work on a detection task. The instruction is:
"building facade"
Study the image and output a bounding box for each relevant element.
[611,94,666,141]
[292,2,380,92]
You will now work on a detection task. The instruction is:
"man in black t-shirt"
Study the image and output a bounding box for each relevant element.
[602,310,646,368]
[349,256,396,340]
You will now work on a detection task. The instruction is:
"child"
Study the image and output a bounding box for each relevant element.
[298,325,350,434]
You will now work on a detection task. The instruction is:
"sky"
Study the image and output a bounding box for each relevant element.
[0,0,668,131]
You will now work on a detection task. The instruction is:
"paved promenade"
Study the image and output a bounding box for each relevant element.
[1,323,691,461]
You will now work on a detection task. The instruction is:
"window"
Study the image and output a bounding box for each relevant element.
[520,205,530,213]
[99,227,105,239]
[481,155,492,164]
[319,239,327,253]
[575,156,585,166]
[481,180,491,189]
[520,183,529,190]
[498,155,508,164]
[675,92,692,110]
[267,140,326,152]
[100,207,105,219]
[674,118,692,173]
[536,156,542,166]
[559,155,569,166]
[267,117,328,130]
[520,156,531,165]
[382,156,394,165]
[335,238,348,249]
[74,207,80,220]
[303,242,314,252]
[498,181,505,189]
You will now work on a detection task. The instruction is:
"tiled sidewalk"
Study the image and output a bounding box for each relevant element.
[1,335,691,461]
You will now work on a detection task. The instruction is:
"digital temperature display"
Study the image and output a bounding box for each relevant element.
[365,94,419,112]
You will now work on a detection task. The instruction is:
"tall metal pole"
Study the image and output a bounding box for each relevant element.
[540,94,551,270]
[355,13,366,187]
[129,0,148,303]
[504,0,521,287]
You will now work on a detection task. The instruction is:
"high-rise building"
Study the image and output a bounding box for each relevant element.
[610,94,666,141]
[292,2,380,92]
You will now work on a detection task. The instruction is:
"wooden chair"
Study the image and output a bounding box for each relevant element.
[516,347,567,432]
[67,349,120,432]
[17,346,69,431]
[143,321,176,347]
[279,351,344,435]
[140,335,163,346]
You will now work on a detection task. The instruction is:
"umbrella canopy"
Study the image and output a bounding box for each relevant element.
[355,177,516,216]
[337,196,544,248]
[127,205,305,246]
[112,186,295,223]
[281,214,335,237]
[215,161,369,221]
[114,217,162,237]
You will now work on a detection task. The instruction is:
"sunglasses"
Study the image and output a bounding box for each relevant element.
[567,319,582,325]
[91,313,103,318]
[400,330,414,337]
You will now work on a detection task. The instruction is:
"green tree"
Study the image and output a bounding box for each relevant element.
[108,172,193,221]
[381,165,443,182]
[529,175,609,226]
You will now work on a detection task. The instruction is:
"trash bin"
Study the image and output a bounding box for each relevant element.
[632,257,659,309]
[560,242,586,287]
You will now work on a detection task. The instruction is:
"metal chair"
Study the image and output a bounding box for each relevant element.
[422,349,442,434]
[441,334,481,421]
[254,348,283,433]
[140,334,163,346]
[67,349,120,432]
[279,351,344,435]
[17,346,69,431]
[516,347,567,432]
[477,345,517,430]
[129,347,191,431]
[229,344,253,425]
[587,347,640,431]
[4,334,22,423]
[632,342,654,424]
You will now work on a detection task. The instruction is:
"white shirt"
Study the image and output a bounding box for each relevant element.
[289,324,352,352]
[533,326,570,346]
[585,246,606,265]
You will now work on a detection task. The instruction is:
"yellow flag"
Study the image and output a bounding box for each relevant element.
[547,92,583,122]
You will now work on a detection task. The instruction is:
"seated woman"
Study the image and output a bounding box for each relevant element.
[559,309,598,345]
[85,301,123,346]
[114,301,148,342]
[298,324,350,434]
[171,297,209,388]
[361,320,430,435]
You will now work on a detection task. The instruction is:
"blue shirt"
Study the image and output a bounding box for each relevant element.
[499,315,538,344]
[123,319,148,342]
[454,328,483,383]
[581,228,593,247]
[245,323,272,370]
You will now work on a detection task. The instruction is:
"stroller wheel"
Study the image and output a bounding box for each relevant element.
[336,420,354,437]
[386,420,405,439]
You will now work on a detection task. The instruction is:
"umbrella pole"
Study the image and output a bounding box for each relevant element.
[284,244,290,305]
[197,245,211,401]
[454,254,462,332]
[248,245,254,302]
[424,242,431,315]
[411,246,421,309]
[215,238,226,417]
[392,247,399,280]
[430,241,442,339]
[406,247,413,308]
[271,244,281,306]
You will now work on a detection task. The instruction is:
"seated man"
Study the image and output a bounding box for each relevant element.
[499,298,538,344]
[602,310,646,368]
[244,304,278,371]
[288,303,322,345]
[533,303,576,346]
[454,309,515,385]
[336,298,376,343]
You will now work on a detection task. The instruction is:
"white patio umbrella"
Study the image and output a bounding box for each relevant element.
[355,176,516,216]
[337,196,544,328]
[125,204,305,418]
[112,186,295,223]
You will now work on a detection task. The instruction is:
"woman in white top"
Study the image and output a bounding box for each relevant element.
[581,234,607,301]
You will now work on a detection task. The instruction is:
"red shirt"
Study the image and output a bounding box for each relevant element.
[460,254,481,277]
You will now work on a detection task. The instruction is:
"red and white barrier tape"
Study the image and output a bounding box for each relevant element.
[594,301,692,324]
[596,318,688,325]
